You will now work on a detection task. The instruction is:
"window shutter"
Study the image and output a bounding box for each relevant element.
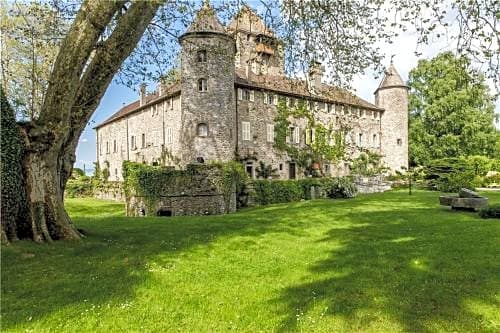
[324,103,328,112]
[311,128,316,143]
[305,129,311,145]
[249,90,255,102]
[273,95,278,105]
[238,88,243,100]
[263,92,268,104]
[294,127,300,144]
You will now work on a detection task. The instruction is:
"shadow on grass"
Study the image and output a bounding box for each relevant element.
[272,204,500,332]
[1,199,326,330]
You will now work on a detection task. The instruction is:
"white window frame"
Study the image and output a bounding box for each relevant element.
[266,123,274,143]
[294,126,300,144]
[166,127,173,144]
[249,90,255,102]
[242,121,251,141]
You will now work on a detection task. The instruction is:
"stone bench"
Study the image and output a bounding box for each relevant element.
[439,188,488,211]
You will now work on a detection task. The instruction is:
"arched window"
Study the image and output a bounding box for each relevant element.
[197,50,207,62]
[197,123,208,137]
[198,78,207,92]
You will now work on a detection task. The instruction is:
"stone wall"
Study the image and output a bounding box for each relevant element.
[236,90,383,179]
[179,33,236,166]
[96,93,183,181]
[376,86,409,172]
[125,164,237,217]
[355,176,392,194]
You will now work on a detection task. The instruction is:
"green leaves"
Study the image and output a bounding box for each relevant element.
[408,52,497,166]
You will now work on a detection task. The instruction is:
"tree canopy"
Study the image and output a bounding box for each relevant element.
[408,52,498,166]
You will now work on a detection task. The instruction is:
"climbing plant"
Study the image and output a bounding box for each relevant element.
[274,100,349,176]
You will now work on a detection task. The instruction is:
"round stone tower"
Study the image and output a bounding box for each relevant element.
[179,1,236,165]
[374,62,409,172]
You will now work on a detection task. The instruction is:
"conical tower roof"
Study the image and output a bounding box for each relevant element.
[375,62,408,94]
[184,1,226,35]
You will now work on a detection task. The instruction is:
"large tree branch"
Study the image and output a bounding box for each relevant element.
[59,0,163,186]
[38,0,125,126]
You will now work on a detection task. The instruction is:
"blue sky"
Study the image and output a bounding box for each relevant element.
[74,6,500,174]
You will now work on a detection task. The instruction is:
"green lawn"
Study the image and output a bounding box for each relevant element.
[2,190,499,332]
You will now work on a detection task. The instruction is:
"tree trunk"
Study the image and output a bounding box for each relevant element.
[23,149,81,242]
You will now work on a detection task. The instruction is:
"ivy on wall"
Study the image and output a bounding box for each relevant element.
[122,161,247,214]
[273,100,349,176]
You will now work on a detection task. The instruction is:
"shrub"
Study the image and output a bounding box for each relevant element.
[251,177,357,205]
[65,177,93,198]
[425,158,475,192]
[323,177,357,198]
[484,173,500,186]
[479,204,500,219]
[251,180,303,205]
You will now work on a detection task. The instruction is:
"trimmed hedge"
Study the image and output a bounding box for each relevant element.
[479,204,500,219]
[479,205,500,219]
[251,177,356,205]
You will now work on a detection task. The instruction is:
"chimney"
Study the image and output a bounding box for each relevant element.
[309,61,324,90]
[139,83,147,106]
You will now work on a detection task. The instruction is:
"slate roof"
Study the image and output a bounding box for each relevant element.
[375,63,408,93]
[183,1,226,36]
[235,69,382,111]
[94,83,181,129]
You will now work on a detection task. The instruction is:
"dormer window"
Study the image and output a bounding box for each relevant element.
[198,78,207,92]
[197,50,207,62]
[197,123,208,137]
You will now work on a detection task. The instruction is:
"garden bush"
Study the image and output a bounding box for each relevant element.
[251,180,303,205]
[479,204,500,219]
[65,176,93,198]
[251,177,357,205]
[425,158,476,192]
[323,177,358,198]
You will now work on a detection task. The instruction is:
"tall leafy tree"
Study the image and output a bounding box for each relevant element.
[408,52,497,166]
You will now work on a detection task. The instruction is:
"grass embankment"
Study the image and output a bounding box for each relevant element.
[2,190,499,332]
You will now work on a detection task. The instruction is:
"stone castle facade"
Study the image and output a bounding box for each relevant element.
[95,4,409,181]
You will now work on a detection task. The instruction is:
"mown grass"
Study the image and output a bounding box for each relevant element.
[1,190,499,332]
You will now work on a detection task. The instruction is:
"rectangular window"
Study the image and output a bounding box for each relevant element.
[131,136,136,150]
[113,140,117,153]
[263,92,268,104]
[266,123,274,143]
[249,90,254,102]
[267,93,274,105]
[294,126,300,144]
[106,141,109,154]
[242,121,251,141]
[170,98,174,110]
[273,94,278,106]
[238,88,243,100]
[141,133,146,148]
[358,133,363,146]
[166,127,173,144]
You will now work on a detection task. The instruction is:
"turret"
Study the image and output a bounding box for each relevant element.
[178,1,236,165]
[374,62,409,172]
